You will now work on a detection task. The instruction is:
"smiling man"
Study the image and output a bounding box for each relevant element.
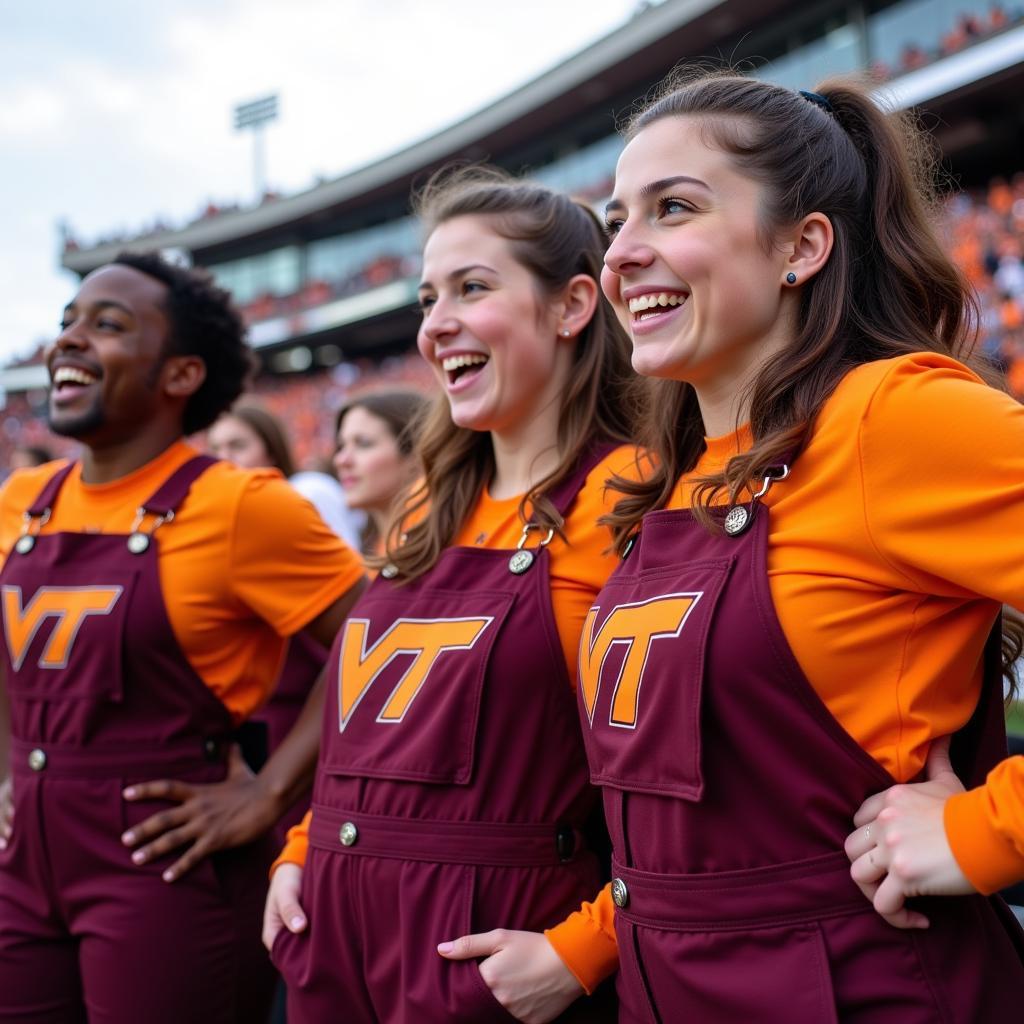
[0,252,365,1024]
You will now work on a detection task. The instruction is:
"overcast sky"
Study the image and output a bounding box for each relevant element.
[0,0,639,365]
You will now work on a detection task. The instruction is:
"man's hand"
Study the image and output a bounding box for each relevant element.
[121,745,276,882]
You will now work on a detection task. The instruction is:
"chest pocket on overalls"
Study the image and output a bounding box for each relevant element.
[1,568,138,705]
[321,586,515,785]
[580,557,734,800]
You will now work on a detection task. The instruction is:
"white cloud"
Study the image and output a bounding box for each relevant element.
[0,85,66,140]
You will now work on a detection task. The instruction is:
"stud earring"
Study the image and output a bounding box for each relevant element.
[786,272,797,284]
[560,329,571,337]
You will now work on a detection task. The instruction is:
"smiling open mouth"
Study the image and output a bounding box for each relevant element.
[441,353,489,385]
[628,292,688,322]
[51,366,100,399]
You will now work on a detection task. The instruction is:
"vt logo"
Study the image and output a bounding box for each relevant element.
[338,616,493,731]
[579,593,701,729]
[2,585,124,670]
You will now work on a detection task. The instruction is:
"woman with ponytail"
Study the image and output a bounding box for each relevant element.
[564,70,1024,1020]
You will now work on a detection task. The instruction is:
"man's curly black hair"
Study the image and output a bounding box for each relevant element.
[112,251,255,435]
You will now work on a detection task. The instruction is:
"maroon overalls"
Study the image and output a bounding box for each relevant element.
[579,467,1024,1022]
[274,456,616,1023]
[0,459,276,1024]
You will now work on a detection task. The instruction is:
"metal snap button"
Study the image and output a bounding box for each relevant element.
[127,532,150,555]
[723,505,750,537]
[339,821,358,847]
[28,748,47,772]
[508,550,534,575]
[611,877,629,908]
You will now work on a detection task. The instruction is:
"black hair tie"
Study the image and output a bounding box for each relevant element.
[799,89,834,115]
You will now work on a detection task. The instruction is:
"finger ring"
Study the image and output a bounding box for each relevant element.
[864,826,871,842]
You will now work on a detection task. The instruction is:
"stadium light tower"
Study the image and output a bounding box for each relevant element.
[233,93,279,201]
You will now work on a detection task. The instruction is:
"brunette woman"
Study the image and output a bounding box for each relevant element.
[263,169,643,1023]
[530,72,1024,1022]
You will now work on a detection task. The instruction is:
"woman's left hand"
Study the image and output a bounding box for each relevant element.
[437,929,584,1023]
[121,745,276,882]
[844,735,976,928]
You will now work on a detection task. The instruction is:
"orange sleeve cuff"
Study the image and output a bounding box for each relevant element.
[270,809,312,878]
[544,883,620,995]
[945,776,1024,894]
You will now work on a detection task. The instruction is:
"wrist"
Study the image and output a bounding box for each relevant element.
[250,768,289,827]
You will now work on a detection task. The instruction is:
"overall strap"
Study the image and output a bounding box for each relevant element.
[721,446,799,539]
[140,455,219,517]
[540,440,620,519]
[26,462,77,518]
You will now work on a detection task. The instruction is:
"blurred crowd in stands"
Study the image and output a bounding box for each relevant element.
[947,174,1024,392]
[9,169,1024,480]
[240,254,420,324]
[873,4,1023,81]
[252,352,435,469]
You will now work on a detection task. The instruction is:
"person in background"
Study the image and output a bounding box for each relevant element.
[332,389,428,555]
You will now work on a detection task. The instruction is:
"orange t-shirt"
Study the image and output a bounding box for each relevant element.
[272,444,645,897]
[547,352,1024,992]
[0,440,364,721]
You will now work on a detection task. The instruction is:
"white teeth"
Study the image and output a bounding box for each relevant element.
[627,292,687,314]
[441,354,489,372]
[52,367,98,387]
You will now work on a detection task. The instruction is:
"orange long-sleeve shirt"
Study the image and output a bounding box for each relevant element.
[0,440,364,720]
[546,352,1024,992]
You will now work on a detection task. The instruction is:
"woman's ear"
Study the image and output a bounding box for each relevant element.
[555,273,599,340]
[781,211,833,287]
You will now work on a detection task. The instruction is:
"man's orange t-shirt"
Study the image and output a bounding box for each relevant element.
[0,440,365,721]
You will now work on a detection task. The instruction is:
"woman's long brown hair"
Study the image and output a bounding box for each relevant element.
[603,70,1022,688]
[382,166,638,582]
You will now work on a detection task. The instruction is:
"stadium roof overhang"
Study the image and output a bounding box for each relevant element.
[61,0,796,274]
[877,23,1024,113]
